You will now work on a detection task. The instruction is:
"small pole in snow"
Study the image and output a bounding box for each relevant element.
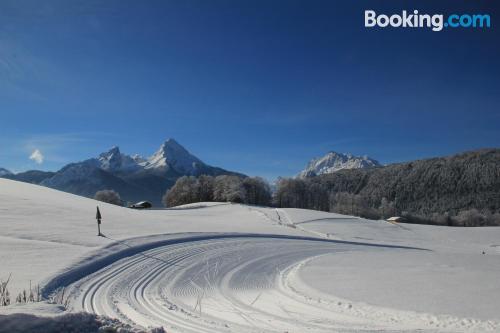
[96,206,102,236]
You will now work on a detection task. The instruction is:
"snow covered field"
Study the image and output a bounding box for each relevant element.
[1,178,500,332]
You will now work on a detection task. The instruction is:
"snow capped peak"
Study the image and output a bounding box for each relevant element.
[96,146,143,173]
[101,146,120,156]
[298,151,380,178]
[155,138,192,157]
[98,146,123,171]
[0,167,13,176]
[57,139,211,177]
[163,137,181,147]
[99,145,119,157]
[144,138,204,174]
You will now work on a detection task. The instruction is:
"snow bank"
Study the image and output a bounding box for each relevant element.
[0,312,156,333]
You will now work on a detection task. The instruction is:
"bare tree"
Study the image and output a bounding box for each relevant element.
[197,175,215,202]
[242,177,271,206]
[273,178,307,208]
[0,275,11,306]
[214,175,245,203]
[164,175,271,207]
[163,176,199,207]
[94,189,122,206]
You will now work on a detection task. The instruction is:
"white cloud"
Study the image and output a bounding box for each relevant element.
[29,149,44,164]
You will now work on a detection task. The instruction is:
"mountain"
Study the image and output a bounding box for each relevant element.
[97,146,145,173]
[4,139,244,206]
[298,151,381,178]
[143,139,203,174]
[0,168,12,176]
[3,170,56,184]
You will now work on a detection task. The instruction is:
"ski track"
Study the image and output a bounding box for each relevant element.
[64,236,498,333]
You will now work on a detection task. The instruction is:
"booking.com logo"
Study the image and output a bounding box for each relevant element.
[365,10,491,31]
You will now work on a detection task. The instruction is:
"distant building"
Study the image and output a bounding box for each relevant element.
[387,216,406,223]
[129,201,152,209]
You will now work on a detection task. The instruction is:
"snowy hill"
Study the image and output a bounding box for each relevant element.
[298,151,380,178]
[1,178,500,333]
[3,139,243,206]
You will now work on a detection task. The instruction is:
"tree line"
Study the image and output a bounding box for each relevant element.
[273,149,500,226]
[94,149,500,227]
[273,177,500,226]
[162,175,271,207]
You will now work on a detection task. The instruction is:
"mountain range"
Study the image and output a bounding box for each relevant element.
[298,151,381,178]
[0,168,12,177]
[4,143,499,221]
[1,139,243,206]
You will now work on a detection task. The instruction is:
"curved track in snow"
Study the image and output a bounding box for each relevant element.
[65,234,496,333]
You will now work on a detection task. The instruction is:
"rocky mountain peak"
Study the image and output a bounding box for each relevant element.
[298,151,380,178]
[145,139,203,174]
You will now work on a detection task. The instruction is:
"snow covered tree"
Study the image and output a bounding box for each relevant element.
[305,181,329,211]
[214,175,245,203]
[378,197,396,219]
[163,176,199,207]
[197,175,215,202]
[273,178,308,208]
[242,177,271,206]
[94,189,122,206]
[164,175,271,207]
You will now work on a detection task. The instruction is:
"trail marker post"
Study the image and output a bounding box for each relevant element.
[96,206,102,236]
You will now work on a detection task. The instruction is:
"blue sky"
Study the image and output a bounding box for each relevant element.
[1,0,499,179]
